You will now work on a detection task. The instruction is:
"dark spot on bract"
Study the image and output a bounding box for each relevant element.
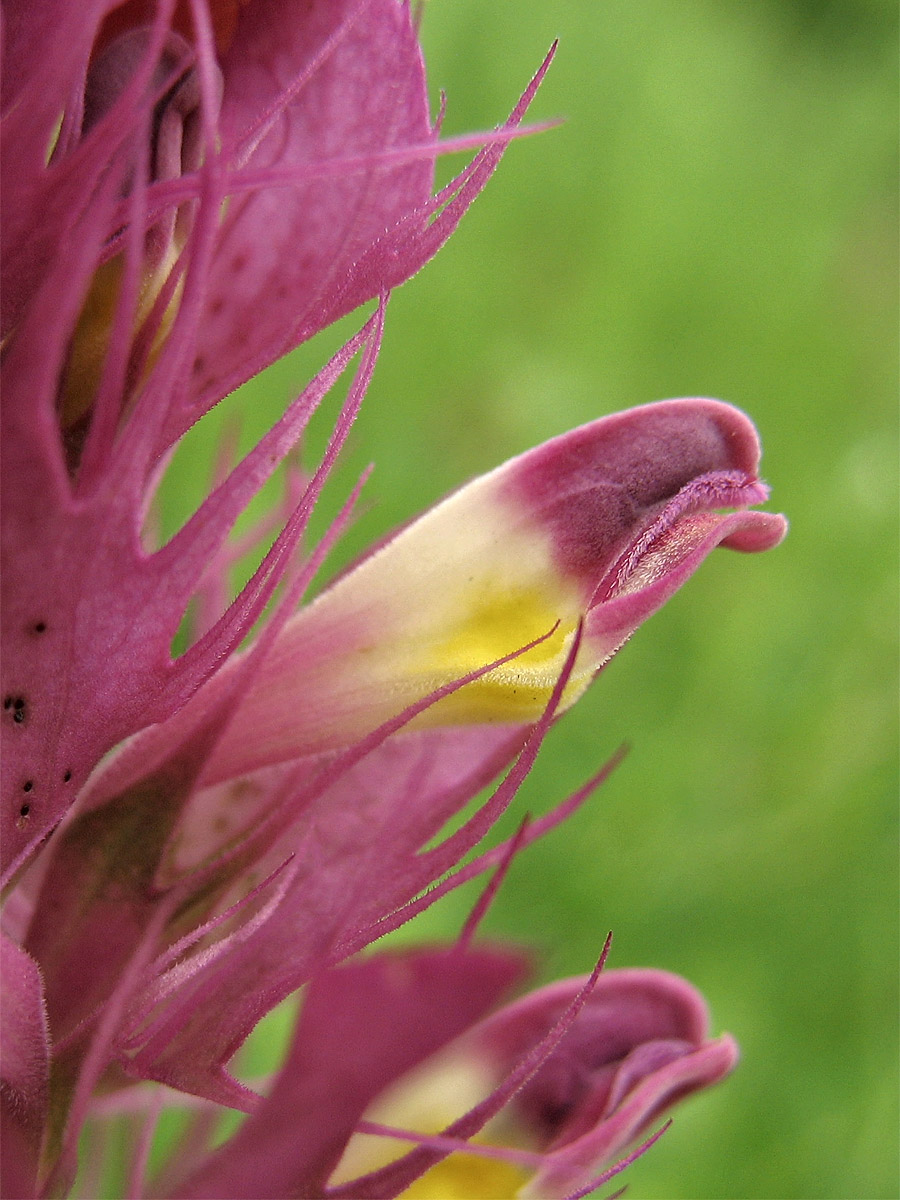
[22,780,33,793]
[13,709,25,724]
[193,355,206,375]
[32,621,47,633]
[231,252,248,272]
[19,804,30,818]
[3,697,11,710]
[63,770,72,782]
[209,297,224,316]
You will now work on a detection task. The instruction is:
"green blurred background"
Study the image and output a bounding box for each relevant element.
[164,2,898,1196]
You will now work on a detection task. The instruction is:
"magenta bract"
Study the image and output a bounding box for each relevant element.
[1,0,551,882]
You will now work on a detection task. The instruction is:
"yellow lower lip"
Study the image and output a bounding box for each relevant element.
[409,576,589,724]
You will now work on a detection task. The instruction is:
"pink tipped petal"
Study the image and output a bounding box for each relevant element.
[504,397,785,594]
[175,398,785,783]
[720,512,789,552]
[582,507,787,665]
[468,968,739,1199]
[526,1037,740,1200]
[329,948,614,1200]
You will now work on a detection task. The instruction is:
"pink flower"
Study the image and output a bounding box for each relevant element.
[0,4,786,1196]
[171,951,737,1199]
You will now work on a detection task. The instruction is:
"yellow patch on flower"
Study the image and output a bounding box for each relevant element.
[414,574,591,724]
[399,1152,529,1199]
[334,1054,534,1200]
[432,579,570,671]
[196,491,604,776]
[317,488,597,728]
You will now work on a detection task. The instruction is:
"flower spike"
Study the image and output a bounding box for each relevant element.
[1,4,785,1194]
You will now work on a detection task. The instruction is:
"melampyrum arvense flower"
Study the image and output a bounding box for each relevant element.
[0,3,787,1197]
